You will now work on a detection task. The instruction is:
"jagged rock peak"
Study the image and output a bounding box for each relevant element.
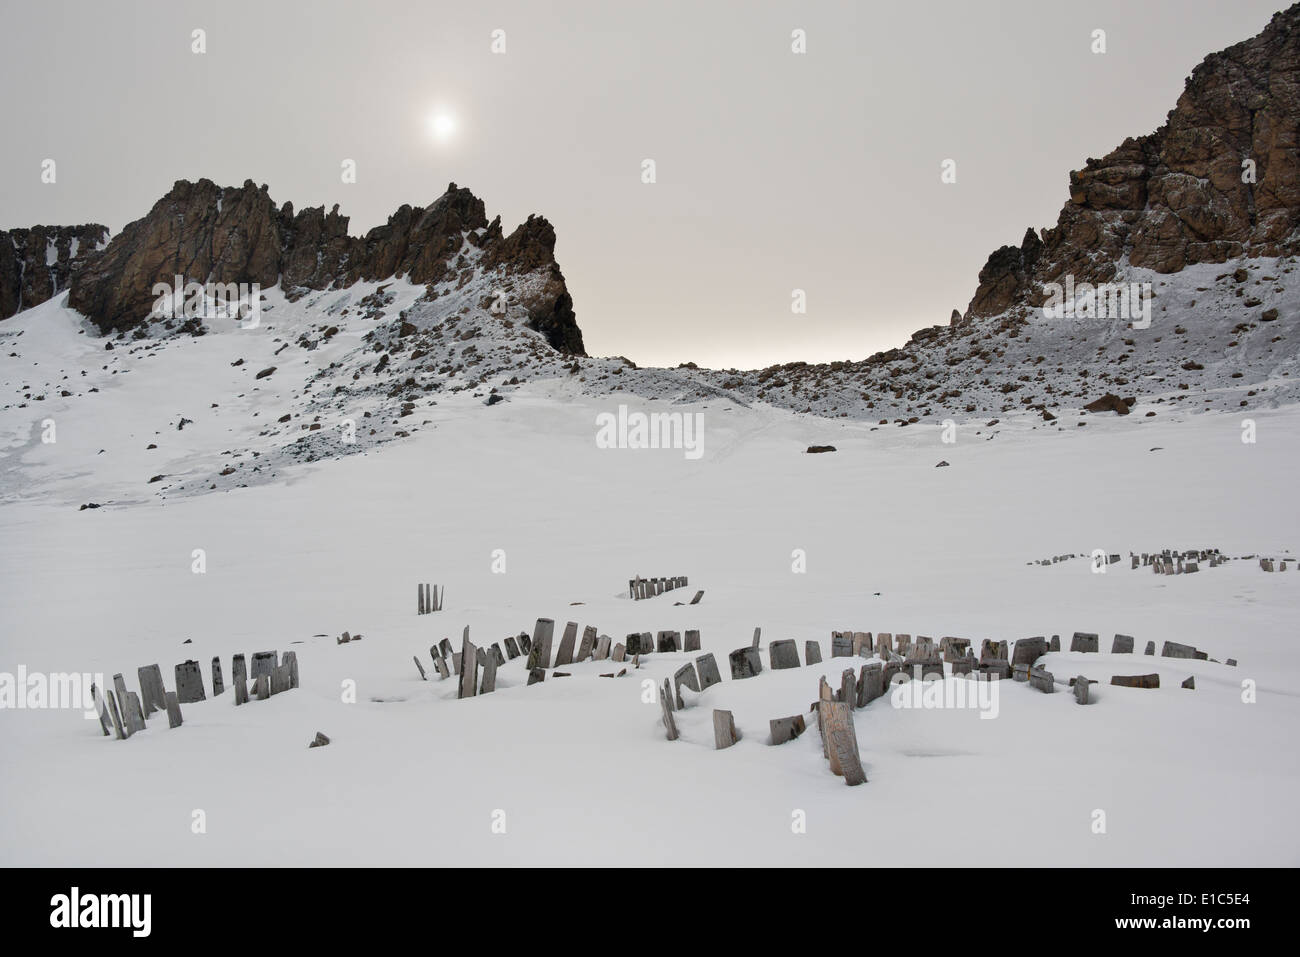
[62,179,585,354]
[966,3,1300,318]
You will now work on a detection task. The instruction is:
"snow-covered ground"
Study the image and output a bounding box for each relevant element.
[2,318,1298,863]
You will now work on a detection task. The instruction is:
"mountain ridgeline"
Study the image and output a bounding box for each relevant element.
[3,5,1300,431]
[2,179,584,356]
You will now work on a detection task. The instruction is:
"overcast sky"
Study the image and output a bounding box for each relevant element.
[0,0,1284,368]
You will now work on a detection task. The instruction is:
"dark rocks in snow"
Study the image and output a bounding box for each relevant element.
[1082,393,1134,415]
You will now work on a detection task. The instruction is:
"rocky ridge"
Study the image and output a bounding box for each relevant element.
[0,224,108,320]
[62,179,583,356]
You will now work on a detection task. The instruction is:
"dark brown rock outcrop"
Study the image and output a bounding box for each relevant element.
[63,179,585,354]
[0,224,109,319]
[967,4,1300,318]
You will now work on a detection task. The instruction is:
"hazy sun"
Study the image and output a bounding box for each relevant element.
[429,112,457,142]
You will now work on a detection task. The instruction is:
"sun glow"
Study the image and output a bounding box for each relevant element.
[429,112,457,142]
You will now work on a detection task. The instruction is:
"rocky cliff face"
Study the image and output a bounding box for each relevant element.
[64,180,585,355]
[0,224,108,319]
[967,3,1300,319]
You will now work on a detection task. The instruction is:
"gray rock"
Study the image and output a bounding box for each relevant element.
[805,640,823,665]
[309,731,330,748]
[1112,634,1135,654]
[434,655,450,680]
[504,635,521,659]
[1162,641,1197,659]
[1181,676,1195,690]
[611,643,626,662]
[683,629,701,652]
[527,668,546,686]
[594,636,611,661]
[211,656,224,696]
[413,656,427,680]
[831,632,853,657]
[1144,641,1156,655]
[480,653,498,694]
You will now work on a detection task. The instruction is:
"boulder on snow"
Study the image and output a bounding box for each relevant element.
[1083,393,1135,415]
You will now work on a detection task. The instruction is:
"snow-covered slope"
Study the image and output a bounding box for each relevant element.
[5,252,1297,506]
[683,257,1300,423]
[1,382,1297,866]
